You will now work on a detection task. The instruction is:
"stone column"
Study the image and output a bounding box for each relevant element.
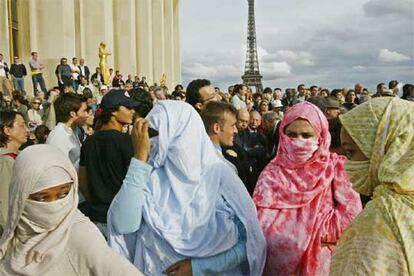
[163,0,174,90]
[136,0,153,83]
[26,0,76,93]
[78,0,114,76]
[0,0,11,62]
[28,0,38,55]
[113,0,137,77]
[74,0,81,57]
[151,0,165,86]
[173,0,181,86]
[17,0,33,94]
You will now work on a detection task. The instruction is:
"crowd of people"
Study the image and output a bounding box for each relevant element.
[0,53,413,275]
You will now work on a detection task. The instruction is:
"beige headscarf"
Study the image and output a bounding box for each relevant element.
[331,98,414,275]
[0,144,79,275]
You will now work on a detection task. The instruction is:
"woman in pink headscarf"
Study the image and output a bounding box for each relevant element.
[253,102,362,275]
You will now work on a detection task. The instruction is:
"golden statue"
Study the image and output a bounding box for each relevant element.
[160,73,167,87]
[99,42,111,85]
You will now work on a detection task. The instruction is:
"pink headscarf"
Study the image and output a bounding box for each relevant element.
[253,102,362,275]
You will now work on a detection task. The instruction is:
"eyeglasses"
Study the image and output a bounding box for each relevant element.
[34,102,41,104]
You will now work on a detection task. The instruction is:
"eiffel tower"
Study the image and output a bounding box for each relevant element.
[242,0,263,93]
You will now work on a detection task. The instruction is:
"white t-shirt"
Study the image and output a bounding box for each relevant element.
[27,109,43,129]
[0,62,6,77]
[46,123,81,172]
[77,83,94,95]
[231,94,247,110]
[70,64,80,80]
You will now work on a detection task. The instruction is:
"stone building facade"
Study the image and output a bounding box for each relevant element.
[0,0,181,94]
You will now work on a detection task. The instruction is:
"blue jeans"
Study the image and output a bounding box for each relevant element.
[73,80,79,93]
[13,78,25,95]
[32,74,47,96]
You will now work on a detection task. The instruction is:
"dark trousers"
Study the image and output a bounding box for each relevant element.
[32,74,47,96]
[59,76,73,92]
[73,79,79,93]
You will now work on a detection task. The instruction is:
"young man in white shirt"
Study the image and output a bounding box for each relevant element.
[46,93,88,172]
[71,57,81,92]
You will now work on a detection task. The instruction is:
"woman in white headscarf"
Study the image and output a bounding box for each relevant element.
[107,100,266,275]
[0,144,142,275]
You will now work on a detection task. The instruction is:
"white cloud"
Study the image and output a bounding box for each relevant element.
[182,0,414,90]
[216,64,242,78]
[182,59,244,82]
[352,65,366,71]
[257,46,269,61]
[273,50,297,61]
[182,63,217,77]
[377,49,411,63]
[262,50,315,66]
[261,62,292,80]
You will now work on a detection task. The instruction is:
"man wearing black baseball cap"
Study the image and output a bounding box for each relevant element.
[100,89,140,110]
[78,89,139,237]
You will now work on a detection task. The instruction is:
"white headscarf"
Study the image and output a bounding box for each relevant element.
[0,145,79,275]
[144,101,241,256]
[110,101,266,275]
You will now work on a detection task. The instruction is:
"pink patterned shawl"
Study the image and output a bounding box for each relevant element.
[253,102,362,275]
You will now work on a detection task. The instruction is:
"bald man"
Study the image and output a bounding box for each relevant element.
[237,108,250,131]
[248,111,262,133]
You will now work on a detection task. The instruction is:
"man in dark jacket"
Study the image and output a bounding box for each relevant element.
[78,58,90,83]
[9,56,27,95]
[91,67,104,87]
[55,57,73,92]
[234,109,267,194]
[262,111,281,157]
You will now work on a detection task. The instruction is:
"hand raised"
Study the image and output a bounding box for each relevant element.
[132,118,150,162]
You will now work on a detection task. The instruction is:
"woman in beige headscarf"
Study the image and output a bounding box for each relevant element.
[0,144,142,275]
[331,97,414,275]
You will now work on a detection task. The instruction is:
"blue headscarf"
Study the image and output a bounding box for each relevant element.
[109,101,265,275]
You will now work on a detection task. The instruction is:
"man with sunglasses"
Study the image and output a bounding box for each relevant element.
[27,97,43,131]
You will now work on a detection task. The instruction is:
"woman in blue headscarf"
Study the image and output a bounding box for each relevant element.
[107,101,266,275]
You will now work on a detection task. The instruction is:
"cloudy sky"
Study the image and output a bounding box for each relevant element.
[180,0,414,91]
